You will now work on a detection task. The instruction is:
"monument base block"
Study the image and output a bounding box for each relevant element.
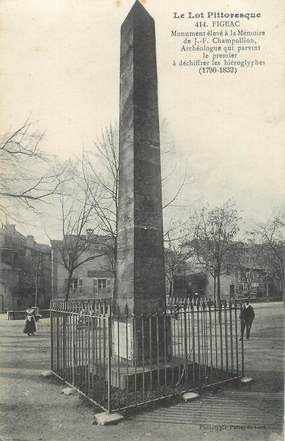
[112,316,172,367]
[94,412,124,426]
[110,360,183,390]
[109,360,220,391]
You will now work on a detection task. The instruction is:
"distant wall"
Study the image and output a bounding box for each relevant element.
[206,273,236,301]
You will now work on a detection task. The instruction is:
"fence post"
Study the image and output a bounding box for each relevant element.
[107,312,112,414]
[234,301,239,376]
[183,303,188,383]
[224,300,229,376]
[50,302,53,371]
[72,313,75,385]
[62,313,67,379]
[191,303,196,386]
[219,301,223,371]
[56,313,59,373]
[240,302,245,377]
[241,340,245,377]
[208,301,213,381]
[229,301,234,376]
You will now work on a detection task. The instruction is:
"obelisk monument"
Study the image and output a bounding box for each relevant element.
[116,1,165,315]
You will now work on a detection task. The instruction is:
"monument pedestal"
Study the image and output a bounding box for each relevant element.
[112,316,172,367]
[110,360,189,391]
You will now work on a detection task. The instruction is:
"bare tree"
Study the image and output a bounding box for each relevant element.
[80,124,118,304]
[0,119,64,219]
[80,122,189,304]
[191,201,241,302]
[164,220,193,298]
[253,216,285,297]
[51,183,107,301]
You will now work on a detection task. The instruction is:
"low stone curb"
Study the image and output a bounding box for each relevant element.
[240,376,254,384]
[94,412,124,426]
[61,387,77,396]
[182,392,200,402]
[41,370,53,377]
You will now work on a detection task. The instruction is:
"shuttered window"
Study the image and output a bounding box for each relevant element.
[93,278,111,294]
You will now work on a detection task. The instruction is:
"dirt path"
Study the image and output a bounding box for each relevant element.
[0,308,283,441]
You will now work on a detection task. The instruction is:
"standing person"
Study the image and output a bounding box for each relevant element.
[240,299,255,340]
[23,305,36,336]
[34,306,42,333]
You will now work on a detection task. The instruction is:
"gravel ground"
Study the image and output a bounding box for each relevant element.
[0,302,283,441]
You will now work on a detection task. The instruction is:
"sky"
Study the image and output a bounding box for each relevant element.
[0,0,284,244]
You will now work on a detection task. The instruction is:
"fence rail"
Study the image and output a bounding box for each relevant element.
[50,299,244,412]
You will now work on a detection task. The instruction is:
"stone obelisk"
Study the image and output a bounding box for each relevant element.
[116,1,165,315]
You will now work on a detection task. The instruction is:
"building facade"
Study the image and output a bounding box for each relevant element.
[0,224,51,311]
[50,234,114,301]
[171,258,281,302]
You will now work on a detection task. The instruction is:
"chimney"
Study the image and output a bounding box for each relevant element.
[6,225,16,235]
[26,235,35,248]
[86,229,93,239]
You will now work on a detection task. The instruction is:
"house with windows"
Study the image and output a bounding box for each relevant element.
[0,224,51,311]
[169,242,281,302]
[50,234,114,300]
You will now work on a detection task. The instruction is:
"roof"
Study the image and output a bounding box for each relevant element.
[50,234,113,249]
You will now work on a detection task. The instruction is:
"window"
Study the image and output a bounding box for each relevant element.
[79,278,83,293]
[93,278,111,295]
[64,278,78,292]
[226,265,231,275]
[98,279,106,289]
[93,279,97,294]
[72,279,78,290]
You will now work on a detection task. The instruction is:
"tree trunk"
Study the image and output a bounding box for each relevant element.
[35,272,38,307]
[216,271,221,303]
[280,274,284,298]
[216,271,222,325]
[112,269,117,312]
[171,277,174,299]
[280,262,285,297]
[112,240,117,312]
[65,272,73,301]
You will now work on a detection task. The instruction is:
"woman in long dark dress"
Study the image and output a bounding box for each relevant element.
[23,305,36,336]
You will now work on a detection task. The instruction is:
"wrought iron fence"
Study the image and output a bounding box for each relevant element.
[50,298,244,412]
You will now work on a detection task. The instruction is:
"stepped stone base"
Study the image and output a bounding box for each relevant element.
[109,360,225,391]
